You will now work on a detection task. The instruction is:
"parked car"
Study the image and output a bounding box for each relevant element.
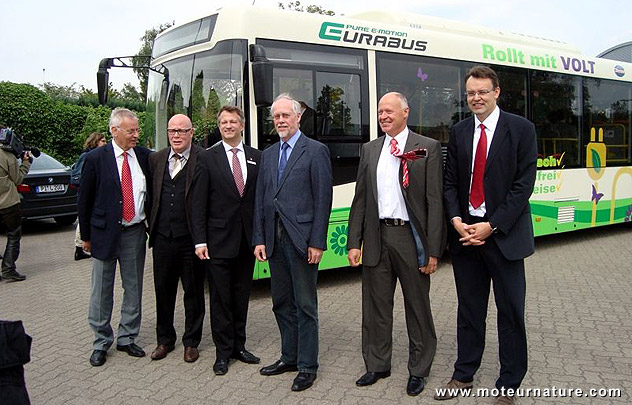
[18,152,78,225]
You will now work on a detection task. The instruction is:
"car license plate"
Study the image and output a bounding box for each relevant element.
[35,184,65,193]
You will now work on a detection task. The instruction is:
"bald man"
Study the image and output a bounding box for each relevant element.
[147,114,206,363]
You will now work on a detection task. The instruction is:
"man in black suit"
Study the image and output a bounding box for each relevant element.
[438,66,537,404]
[79,108,151,367]
[253,94,332,392]
[347,92,445,396]
[147,114,205,363]
[193,106,261,375]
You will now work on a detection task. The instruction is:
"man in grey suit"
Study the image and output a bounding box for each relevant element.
[347,92,445,396]
[253,93,332,392]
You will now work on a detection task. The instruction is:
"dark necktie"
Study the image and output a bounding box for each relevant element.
[470,124,487,209]
[278,142,289,182]
[121,151,135,222]
[231,148,245,197]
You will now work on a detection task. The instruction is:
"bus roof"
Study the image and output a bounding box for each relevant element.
[153,6,631,82]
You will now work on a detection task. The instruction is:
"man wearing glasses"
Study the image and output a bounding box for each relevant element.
[79,108,151,367]
[147,114,206,363]
[438,66,537,404]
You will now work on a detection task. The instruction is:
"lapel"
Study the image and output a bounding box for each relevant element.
[243,146,257,196]
[276,133,306,192]
[154,148,169,197]
[213,144,241,198]
[104,143,122,191]
[399,131,423,198]
[462,116,475,171]
[185,146,200,197]
[486,110,508,173]
[368,136,386,205]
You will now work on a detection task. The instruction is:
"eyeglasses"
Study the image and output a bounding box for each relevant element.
[167,128,193,136]
[466,89,495,98]
[116,127,141,135]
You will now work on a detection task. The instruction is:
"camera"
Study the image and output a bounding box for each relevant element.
[0,128,41,159]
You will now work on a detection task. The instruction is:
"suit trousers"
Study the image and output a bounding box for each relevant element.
[153,233,205,348]
[268,221,319,373]
[362,223,436,377]
[451,232,528,390]
[88,223,146,350]
[208,236,255,359]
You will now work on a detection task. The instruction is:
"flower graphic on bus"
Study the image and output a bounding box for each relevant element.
[625,205,632,223]
[329,225,348,256]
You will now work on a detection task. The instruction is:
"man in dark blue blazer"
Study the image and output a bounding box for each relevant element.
[439,66,537,403]
[253,94,332,392]
[78,108,151,367]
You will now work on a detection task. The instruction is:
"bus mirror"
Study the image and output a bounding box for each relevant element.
[249,44,273,107]
[97,58,112,105]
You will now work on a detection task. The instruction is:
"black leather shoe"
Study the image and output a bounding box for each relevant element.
[406,375,426,396]
[291,372,317,391]
[213,358,229,375]
[259,360,298,376]
[116,343,146,357]
[89,350,107,366]
[355,371,391,386]
[231,349,260,364]
[1,270,26,282]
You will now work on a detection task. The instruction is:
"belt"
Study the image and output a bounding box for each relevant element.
[121,222,144,231]
[380,218,408,226]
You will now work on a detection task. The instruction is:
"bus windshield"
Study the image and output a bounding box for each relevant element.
[146,39,247,150]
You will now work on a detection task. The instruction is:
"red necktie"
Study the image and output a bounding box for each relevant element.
[390,137,400,156]
[470,124,487,208]
[231,148,245,197]
[121,151,135,222]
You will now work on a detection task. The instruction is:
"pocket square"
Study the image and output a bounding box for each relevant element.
[246,160,257,165]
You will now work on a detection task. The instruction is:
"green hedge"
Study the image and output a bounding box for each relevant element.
[0,82,147,166]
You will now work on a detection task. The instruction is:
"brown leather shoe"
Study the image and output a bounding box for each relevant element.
[494,394,516,404]
[150,344,174,360]
[433,378,474,400]
[184,346,199,363]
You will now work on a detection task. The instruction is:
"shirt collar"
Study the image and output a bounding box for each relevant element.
[112,141,136,159]
[384,127,409,149]
[474,105,500,133]
[222,140,244,154]
[281,131,302,149]
[169,145,191,160]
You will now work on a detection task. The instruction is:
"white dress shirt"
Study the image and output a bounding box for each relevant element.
[377,127,410,221]
[112,141,146,225]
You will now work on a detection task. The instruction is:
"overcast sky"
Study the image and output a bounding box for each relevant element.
[1,0,630,92]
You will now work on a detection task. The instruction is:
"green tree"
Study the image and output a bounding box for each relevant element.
[133,22,173,101]
[278,1,335,15]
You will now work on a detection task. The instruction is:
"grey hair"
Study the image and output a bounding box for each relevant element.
[109,108,138,131]
[271,93,302,116]
[382,92,409,109]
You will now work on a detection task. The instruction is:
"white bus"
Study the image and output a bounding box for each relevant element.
[99,6,632,278]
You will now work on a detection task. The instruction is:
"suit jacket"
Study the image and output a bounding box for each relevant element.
[78,142,151,260]
[444,109,537,261]
[347,130,446,267]
[192,142,261,258]
[253,133,333,257]
[147,145,203,248]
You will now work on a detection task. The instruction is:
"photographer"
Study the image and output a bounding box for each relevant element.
[0,125,32,282]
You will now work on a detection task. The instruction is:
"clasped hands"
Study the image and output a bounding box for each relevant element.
[453,218,494,246]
